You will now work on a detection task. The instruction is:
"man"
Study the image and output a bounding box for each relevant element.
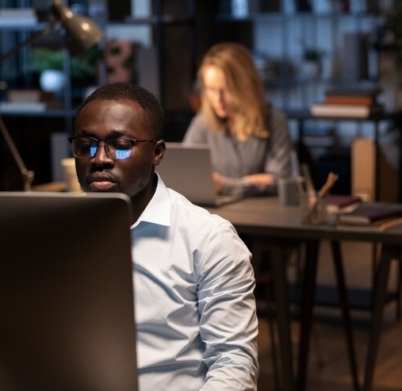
[70,82,259,390]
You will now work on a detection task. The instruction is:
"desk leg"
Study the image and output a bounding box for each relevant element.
[374,120,380,201]
[296,239,320,391]
[363,245,394,391]
[270,243,294,391]
[331,241,360,391]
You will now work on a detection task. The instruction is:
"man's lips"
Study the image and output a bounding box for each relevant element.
[89,181,116,191]
[86,174,118,191]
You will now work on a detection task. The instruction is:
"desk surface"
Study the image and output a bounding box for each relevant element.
[206,197,402,243]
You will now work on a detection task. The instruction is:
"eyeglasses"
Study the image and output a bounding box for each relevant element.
[68,136,156,160]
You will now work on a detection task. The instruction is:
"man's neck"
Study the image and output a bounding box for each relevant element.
[129,174,157,225]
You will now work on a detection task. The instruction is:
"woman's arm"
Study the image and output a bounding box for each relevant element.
[214,172,275,196]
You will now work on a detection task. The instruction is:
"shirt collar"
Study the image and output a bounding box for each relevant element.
[131,173,171,228]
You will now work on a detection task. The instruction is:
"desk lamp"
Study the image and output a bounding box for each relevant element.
[0,0,103,191]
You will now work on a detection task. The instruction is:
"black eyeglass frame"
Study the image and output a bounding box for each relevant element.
[68,136,157,160]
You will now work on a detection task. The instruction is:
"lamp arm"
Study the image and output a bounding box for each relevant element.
[0,25,54,191]
[0,25,53,63]
[0,0,102,191]
[0,116,34,191]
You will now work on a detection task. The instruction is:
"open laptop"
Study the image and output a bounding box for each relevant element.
[157,142,242,207]
[0,192,138,391]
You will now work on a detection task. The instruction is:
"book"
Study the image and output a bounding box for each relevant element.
[326,194,362,213]
[337,202,402,226]
[324,95,375,106]
[310,103,384,118]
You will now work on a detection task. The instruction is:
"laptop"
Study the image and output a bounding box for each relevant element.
[0,192,138,391]
[157,142,242,207]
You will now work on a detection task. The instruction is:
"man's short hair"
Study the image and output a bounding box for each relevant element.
[74,83,164,139]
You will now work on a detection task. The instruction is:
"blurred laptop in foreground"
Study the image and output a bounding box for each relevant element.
[0,192,138,391]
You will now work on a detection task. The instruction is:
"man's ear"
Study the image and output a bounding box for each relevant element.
[153,140,166,166]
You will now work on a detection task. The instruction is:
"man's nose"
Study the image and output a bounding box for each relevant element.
[91,142,113,164]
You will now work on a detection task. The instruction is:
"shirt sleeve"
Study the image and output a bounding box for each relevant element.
[183,114,209,145]
[197,222,259,391]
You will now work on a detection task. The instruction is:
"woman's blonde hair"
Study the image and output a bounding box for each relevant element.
[198,42,269,141]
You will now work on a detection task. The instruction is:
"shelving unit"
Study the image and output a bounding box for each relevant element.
[0,0,198,189]
[209,1,401,195]
[0,0,399,191]
[0,0,75,189]
[214,3,384,110]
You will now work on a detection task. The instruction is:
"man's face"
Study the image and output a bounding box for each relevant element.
[74,99,164,200]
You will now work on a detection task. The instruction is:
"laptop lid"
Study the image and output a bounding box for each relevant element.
[0,192,138,391]
[157,142,240,206]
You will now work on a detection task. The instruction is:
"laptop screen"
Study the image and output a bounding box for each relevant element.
[157,143,242,207]
[0,192,138,391]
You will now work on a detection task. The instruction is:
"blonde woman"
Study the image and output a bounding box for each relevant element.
[183,42,292,197]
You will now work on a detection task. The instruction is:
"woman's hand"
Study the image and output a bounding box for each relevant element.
[243,173,274,186]
[212,172,224,194]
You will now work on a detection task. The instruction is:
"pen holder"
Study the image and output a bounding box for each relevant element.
[300,194,327,225]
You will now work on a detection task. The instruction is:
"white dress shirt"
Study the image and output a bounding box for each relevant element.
[131,174,259,390]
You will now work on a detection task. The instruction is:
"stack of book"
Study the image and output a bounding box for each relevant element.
[0,89,56,113]
[337,202,402,229]
[311,87,383,118]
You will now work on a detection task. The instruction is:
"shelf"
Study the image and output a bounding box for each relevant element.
[216,11,381,23]
[264,76,372,88]
[120,15,196,26]
[0,22,48,30]
[0,109,76,118]
[284,108,402,122]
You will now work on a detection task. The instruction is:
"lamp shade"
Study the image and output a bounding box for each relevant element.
[50,0,103,55]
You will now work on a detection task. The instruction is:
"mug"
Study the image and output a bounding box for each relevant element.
[278,176,303,206]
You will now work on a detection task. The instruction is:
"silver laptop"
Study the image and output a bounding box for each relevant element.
[0,192,138,391]
[157,142,242,207]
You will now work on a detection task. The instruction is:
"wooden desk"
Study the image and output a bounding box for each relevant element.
[206,196,402,391]
[32,181,67,192]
